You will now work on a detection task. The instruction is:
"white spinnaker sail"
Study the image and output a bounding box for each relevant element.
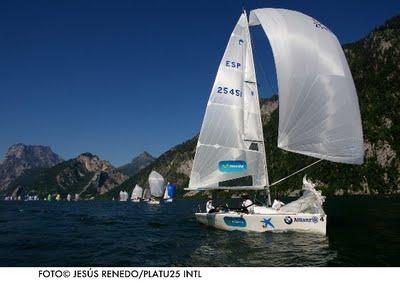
[250,8,364,164]
[131,184,143,200]
[188,12,267,190]
[148,171,165,198]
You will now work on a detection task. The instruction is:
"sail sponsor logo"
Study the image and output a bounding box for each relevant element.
[218,160,247,173]
[293,216,319,224]
[224,216,247,227]
[238,39,244,45]
[313,19,330,32]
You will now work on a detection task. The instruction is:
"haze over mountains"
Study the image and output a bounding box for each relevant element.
[1,14,399,199]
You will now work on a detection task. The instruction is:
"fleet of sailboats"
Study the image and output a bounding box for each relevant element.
[186,8,364,235]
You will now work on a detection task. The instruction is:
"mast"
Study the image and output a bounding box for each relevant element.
[244,9,272,206]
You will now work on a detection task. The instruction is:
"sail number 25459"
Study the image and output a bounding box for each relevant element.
[216,87,242,97]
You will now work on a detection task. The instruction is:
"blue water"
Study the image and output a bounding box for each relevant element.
[0,197,399,266]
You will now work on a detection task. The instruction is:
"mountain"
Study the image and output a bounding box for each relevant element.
[116,15,400,197]
[118,151,156,177]
[0,144,63,194]
[3,152,129,199]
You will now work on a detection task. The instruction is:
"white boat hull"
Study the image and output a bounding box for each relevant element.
[195,211,327,235]
[147,200,160,205]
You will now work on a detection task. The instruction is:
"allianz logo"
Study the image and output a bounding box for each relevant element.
[294,216,319,224]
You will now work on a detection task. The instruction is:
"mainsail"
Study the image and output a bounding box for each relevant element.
[250,8,364,164]
[148,170,165,198]
[188,11,267,190]
[131,184,143,200]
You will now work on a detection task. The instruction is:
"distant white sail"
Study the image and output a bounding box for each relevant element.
[148,171,165,198]
[131,184,143,200]
[188,12,267,190]
[250,8,363,164]
[119,190,128,201]
[143,188,151,200]
[163,186,170,199]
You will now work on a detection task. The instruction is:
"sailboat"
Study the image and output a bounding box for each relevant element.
[185,9,364,235]
[163,182,176,202]
[131,184,143,202]
[142,188,151,202]
[119,190,128,201]
[147,170,165,205]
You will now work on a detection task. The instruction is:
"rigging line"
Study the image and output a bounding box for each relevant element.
[249,29,276,96]
[270,159,323,187]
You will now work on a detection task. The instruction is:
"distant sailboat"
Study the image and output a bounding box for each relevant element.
[66,194,71,201]
[186,9,364,235]
[163,182,176,202]
[142,188,151,202]
[55,193,61,201]
[47,194,52,201]
[147,171,165,204]
[119,190,128,202]
[74,193,80,201]
[131,184,143,202]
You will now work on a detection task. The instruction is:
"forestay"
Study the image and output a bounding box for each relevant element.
[148,171,165,198]
[250,8,364,164]
[188,11,267,190]
[131,184,143,200]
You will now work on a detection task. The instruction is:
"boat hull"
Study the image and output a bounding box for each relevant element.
[195,212,327,235]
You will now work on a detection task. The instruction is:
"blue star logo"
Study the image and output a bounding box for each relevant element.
[261,217,275,229]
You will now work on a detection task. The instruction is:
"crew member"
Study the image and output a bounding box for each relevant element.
[206,197,215,213]
[272,198,285,210]
[241,194,254,214]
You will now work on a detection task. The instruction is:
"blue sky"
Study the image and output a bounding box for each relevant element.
[1,0,399,166]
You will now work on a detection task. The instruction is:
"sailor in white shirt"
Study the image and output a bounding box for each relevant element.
[272,199,285,211]
[241,194,255,214]
[206,198,215,213]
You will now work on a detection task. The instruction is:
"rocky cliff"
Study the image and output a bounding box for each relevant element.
[4,152,128,199]
[0,144,63,193]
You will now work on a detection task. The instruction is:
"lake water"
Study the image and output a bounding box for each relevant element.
[0,196,399,266]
